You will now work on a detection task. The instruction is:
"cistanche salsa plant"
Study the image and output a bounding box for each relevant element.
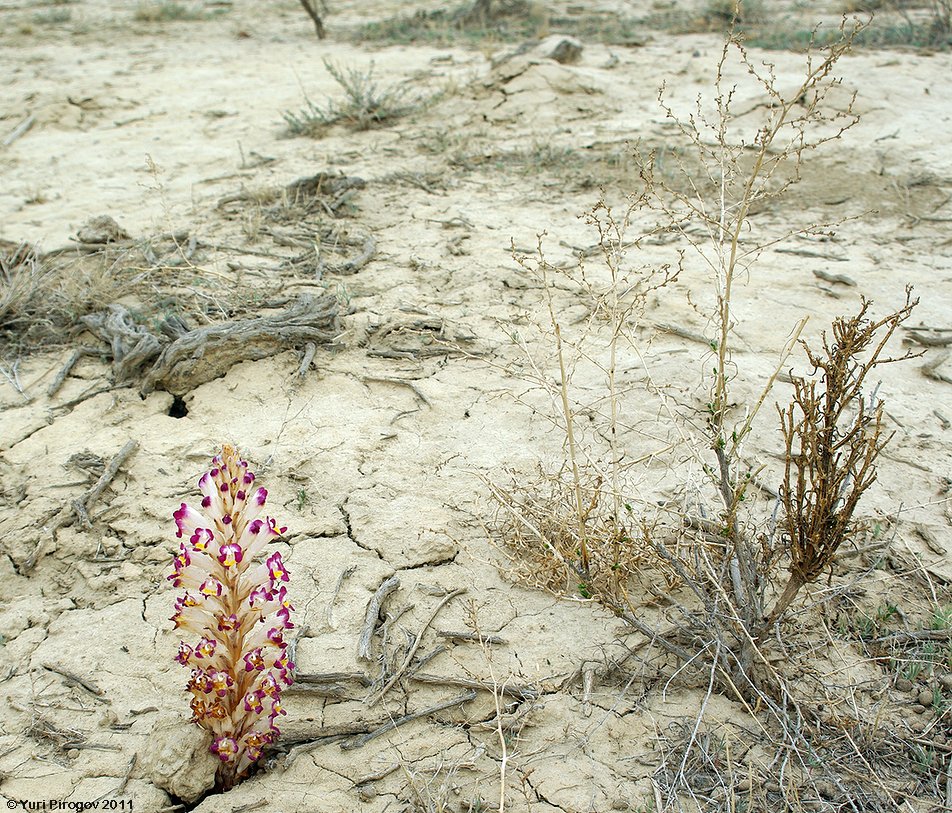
[169,445,293,790]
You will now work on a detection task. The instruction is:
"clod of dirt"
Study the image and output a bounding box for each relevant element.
[75,215,130,244]
[494,34,584,69]
[138,714,218,802]
[537,35,583,64]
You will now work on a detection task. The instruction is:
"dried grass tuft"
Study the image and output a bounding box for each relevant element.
[487,467,678,601]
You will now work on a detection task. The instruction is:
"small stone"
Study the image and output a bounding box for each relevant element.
[766,781,781,793]
[939,674,952,691]
[534,35,583,65]
[357,785,375,802]
[67,749,80,759]
[911,720,926,733]
[98,710,119,727]
[138,715,217,802]
[736,778,752,792]
[76,215,130,244]
[917,689,934,706]
[895,678,914,692]
[610,799,629,811]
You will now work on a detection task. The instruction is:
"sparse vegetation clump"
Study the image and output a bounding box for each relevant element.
[855,0,952,47]
[133,1,217,23]
[648,0,951,50]
[699,0,766,28]
[283,59,427,137]
[355,0,548,45]
[32,8,72,25]
[355,0,643,46]
[500,20,878,636]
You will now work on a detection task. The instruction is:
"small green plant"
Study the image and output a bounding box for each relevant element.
[931,605,952,630]
[910,744,938,774]
[901,660,925,683]
[283,59,426,137]
[853,603,900,640]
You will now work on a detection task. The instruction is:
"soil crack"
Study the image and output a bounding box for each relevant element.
[522,771,570,813]
[397,551,459,571]
[338,499,382,560]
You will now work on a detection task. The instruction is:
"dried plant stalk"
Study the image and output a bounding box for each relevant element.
[764,288,919,629]
[297,0,327,38]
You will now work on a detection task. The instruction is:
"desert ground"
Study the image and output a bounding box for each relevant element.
[1,1,951,811]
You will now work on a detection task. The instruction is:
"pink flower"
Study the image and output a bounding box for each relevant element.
[266,552,289,583]
[210,736,239,763]
[175,643,193,666]
[194,638,217,659]
[244,690,264,714]
[243,648,265,672]
[199,577,224,597]
[217,543,243,568]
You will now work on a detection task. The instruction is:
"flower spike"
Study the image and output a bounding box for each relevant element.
[170,445,292,790]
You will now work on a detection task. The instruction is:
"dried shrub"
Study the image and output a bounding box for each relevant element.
[493,19,923,707]
[767,289,920,626]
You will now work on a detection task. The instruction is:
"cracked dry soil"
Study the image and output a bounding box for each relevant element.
[2,1,952,812]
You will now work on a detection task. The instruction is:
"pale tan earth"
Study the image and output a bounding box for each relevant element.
[1,1,951,812]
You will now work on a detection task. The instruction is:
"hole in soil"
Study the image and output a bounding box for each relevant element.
[168,396,189,418]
